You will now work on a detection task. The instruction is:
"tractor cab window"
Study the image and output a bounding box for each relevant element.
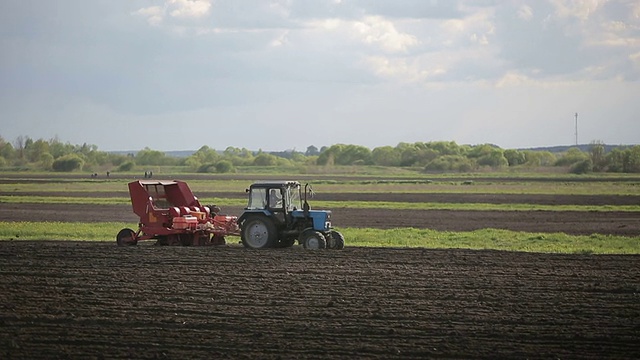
[269,188,283,209]
[247,188,267,209]
[286,186,301,211]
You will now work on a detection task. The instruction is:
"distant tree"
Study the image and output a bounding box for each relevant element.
[305,145,320,156]
[396,143,421,166]
[26,139,50,163]
[588,140,606,172]
[0,137,15,160]
[13,135,26,162]
[49,137,71,158]
[538,151,557,166]
[185,145,220,170]
[253,153,278,166]
[39,153,54,170]
[555,148,589,166]
[425,155,474,172]
[503,149,526,166]
[476,149,508,168]
[136,147,174,166]
[623,146,640,173]
[467,145,507,168]
[426,141,463,156]
[52,154,84,172]
[372,146,401,166]
[317,144,372,166]
[605,148,624,172]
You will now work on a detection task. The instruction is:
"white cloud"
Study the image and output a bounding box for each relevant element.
[440,8,495,47]
[134,0,212,25]
[168,0,212,18]
[308,16,419,53]
[364,56,445,82]
[495,71,536,87]
[133,6,164,26]
[517,5,533,21]
[270,30,290,47]
[351,16,419,53]
[548,0,609,21]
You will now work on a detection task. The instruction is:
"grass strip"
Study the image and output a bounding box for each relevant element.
[2,181,640,196]
[2,195,639,212]
[0,222,638,254]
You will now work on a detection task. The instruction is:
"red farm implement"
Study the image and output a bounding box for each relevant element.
[116,180,240,246]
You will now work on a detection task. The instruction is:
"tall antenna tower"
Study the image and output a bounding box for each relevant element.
[574,112,578,146]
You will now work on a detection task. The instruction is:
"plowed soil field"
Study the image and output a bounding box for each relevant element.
[1,241,639,359]
[2,174,640,358]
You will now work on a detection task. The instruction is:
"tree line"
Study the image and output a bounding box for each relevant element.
[1,135,639,174]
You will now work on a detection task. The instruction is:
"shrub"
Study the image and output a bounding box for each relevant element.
[570,159,593,174]
[253,153,278,166]
[215,160,234,173]
[555,148,589,166]
[117,160,135,172]
[52,154,84,172]
[197,163,217,173]
[425,155,474,172]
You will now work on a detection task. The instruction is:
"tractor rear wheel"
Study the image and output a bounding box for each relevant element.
[328,230,345,250]
[241,216,277,249]
[300,230,326,250]
[116,228,137,246]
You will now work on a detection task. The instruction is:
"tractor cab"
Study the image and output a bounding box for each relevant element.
[246,180,302,214]
[238,181,344,250]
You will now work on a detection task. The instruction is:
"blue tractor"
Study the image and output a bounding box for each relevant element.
[237,181,345,250]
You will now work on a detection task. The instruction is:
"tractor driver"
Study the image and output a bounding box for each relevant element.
[269,189,283,208]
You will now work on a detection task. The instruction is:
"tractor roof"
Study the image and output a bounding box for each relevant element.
[250,180,300,188]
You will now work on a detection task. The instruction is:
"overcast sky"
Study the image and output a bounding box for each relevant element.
[1,0,638,152]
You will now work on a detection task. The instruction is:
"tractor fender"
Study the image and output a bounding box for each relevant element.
[238,210,272,225]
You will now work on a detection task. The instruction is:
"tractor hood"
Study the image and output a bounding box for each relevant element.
[291,209,332,231]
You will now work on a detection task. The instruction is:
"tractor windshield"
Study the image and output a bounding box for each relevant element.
[247,188,267,209]
[286,185,302,211]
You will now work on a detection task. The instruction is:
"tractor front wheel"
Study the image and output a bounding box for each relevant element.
[327,230,345,250]
[116,228,137,246]
[300,230,326,250]
[241,216,277,249]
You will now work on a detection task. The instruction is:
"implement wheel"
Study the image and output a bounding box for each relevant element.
[300,230,326,250]
[116,228,137,246]
[241,216,277,249]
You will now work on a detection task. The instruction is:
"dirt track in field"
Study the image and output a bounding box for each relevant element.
[1,241,639,359]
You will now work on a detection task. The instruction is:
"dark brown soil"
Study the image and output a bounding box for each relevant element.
[6,190,640,206]
[1,241,639,359]
[2,202,639,236]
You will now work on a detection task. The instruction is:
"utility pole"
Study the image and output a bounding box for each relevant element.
[574,112,578,146]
